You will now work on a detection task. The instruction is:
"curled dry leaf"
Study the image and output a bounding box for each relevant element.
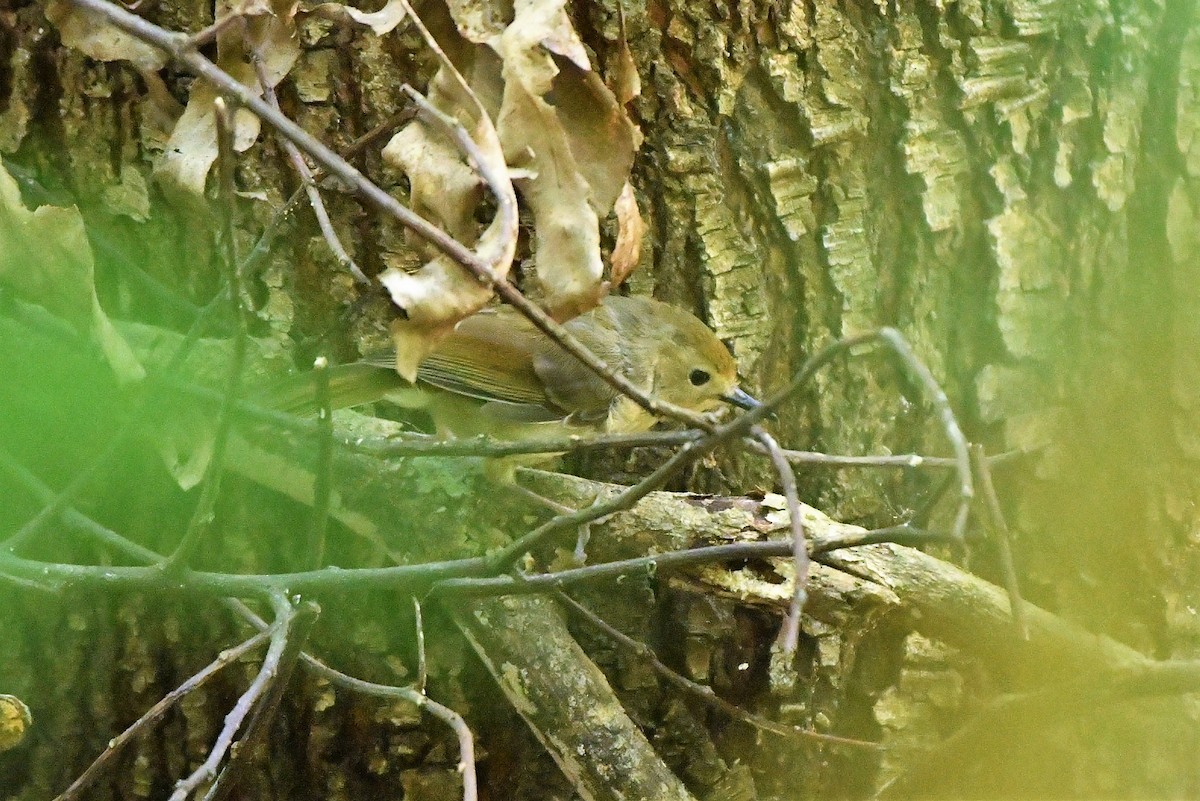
[309,0,409,36]
[383,118,484,244]
[432,0,639,318]
[380,97,493,379]
[368,0,517,380]
[498,72,604,316]
[609,181,643,288]
[155,66,259,198]
[493,0,636,317]
[155,0,300,198]
[610,2,641,105]
[138,70,187,153]
[43,0,168,71]
[0,165,144,384]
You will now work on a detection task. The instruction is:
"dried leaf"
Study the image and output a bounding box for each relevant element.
[487,0,639,314]
[379,110,494,379]
[382,120,484,243]
[498,74,603,310]
[155,69,255,197]
[0,165,144,384]
[610,2,641,105]
[528,1,589,70]
[44,0,168,71]
[610,181,643,288]
[137,69,186,153]
[549,66,640,213]
[378,257,491,380]
[155,0,300,198]
[310,0,409,36]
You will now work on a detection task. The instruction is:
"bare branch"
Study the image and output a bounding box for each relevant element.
[248,43,368,284]
[53,630,272,801]
[970,443,1028,639]
[754,426,808,655]
[876,329,974,540]
[414,596,428,694]
[201,598,318,801]
[437,541,799,597]
[167,592,298,801]
[179,11,242,51]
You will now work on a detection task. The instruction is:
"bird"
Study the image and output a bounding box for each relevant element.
[269,294,758,440]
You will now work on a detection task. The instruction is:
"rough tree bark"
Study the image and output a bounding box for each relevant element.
[1,0,1197,799]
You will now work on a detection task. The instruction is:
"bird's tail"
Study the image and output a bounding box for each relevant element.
[260,362,407,416]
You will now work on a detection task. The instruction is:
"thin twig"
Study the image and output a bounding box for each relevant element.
[248,44,368,284]
[163,98,249,572]
[755,426,808,655]
[809,524,952,554]
[433,526,947,598]
[1,428,133,553]
[876,330,973,540]
[554,590,879,748]
[180,12,242,51]
[0,547,486,597]
[414,596,428,694]
[299,665,479,801]
[202,599,319,801]
[0,570,57,594]
[53,629,272,801]
[970,443,1028,639]
[305,356,333,570]
[436,541,797,597]
[168,592,297,801]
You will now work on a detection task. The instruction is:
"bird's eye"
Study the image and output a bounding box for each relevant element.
[689,369,711,386]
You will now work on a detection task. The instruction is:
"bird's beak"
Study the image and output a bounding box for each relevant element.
[721,387,762,411]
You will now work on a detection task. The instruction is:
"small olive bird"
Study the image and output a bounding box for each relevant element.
[271,295,758,439]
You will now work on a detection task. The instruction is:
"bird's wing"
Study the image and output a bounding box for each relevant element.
[376,310,559,411]
[531,307,625,420]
